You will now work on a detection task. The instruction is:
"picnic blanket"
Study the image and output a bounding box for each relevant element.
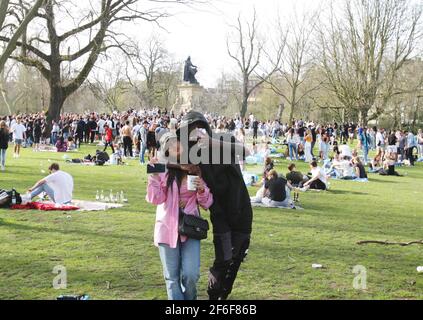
[11,202,79,211]
[251,203,304,210]
[330,177,369,183]
[11,200,123,212]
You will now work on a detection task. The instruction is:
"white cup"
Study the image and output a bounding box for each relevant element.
[187,175,198,191]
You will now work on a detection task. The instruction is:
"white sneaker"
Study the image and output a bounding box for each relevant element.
[1,166,5,171]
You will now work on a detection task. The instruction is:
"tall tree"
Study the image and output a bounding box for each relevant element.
[266,10,321,123]
[227,9,284,118]
[126,36,167,108]
[319,0,422,125]
[0,0,45,73]
[0,0,205,128]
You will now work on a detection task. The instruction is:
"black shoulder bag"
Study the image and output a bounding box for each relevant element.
[179,208,209,241]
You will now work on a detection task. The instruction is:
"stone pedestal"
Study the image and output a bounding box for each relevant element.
[177,82,204,113]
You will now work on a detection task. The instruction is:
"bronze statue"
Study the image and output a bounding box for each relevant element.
[183,56,199,84]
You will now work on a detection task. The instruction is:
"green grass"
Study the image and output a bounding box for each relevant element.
[0,144,422,300]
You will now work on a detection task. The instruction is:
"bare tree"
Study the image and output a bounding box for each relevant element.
[0,0,45,73]
[0,0,206,129]
[88,61,128,112]
[266,10,322,123]
[126,36,167,108]
[227,9,284,118]
[319,0,422,125]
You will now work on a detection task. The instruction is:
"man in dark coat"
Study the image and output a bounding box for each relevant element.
[176,111,253,300]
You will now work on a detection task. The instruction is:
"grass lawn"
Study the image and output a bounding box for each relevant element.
[0,144,422,300]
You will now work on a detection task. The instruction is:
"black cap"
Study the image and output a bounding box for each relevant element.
[177,111,212,136]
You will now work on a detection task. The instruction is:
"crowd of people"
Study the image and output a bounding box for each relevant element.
[1,108,423,301]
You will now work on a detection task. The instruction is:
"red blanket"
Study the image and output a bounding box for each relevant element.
[11,202,79,211]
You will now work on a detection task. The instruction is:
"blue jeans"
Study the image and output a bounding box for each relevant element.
[0,149,6,167]
[31,184,55,202]
[140,144,147,164]
[51,132,58,145]
[288,143,298,161]
[158,239,201,300]
[362,146,369,164]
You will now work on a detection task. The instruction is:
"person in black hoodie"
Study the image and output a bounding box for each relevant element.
[176,111,253,300]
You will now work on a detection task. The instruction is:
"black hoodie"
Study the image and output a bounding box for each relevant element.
[179,112,253,234]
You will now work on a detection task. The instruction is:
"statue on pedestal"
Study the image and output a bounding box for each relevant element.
[183,56,199,85]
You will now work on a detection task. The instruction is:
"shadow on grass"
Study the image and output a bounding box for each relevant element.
[0,220,145,242]
[367,178,402,184]
[327,190,368,196]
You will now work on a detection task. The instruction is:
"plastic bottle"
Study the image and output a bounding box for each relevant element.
[11,189,17,205]
[109,189,114,202]
[100,190,104,201]
[95,190,100,201]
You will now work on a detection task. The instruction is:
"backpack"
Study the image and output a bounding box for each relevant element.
[96,151,109,163]
[0,189,22,208]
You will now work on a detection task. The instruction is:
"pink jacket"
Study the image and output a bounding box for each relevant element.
[146,173,214,249]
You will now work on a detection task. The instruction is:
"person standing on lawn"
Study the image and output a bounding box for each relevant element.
[103,124,115,154]
[146,133,214,300]
[0,121,9,171]
[176,111,253,301]
[10,117,26,158]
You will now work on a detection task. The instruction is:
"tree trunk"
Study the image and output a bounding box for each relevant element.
[46,84,65,133]
[240,78,249,118]
[288,104,295,125]
[277,102,284,122]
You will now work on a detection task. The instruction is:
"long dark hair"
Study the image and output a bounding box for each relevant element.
[166,167,187,190]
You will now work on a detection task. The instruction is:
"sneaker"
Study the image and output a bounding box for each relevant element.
[1,166,5,171]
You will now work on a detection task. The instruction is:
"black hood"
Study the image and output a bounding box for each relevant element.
[178,111,212,136]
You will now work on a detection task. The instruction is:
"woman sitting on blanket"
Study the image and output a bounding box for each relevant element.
[263,157,274,177]
[251,170,294,208]
[55,136,68,153]
[300,161,328,191]
[352,157,368,179]
[378,154,402,177]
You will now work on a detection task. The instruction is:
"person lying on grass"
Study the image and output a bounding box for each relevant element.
[25,163,74,205]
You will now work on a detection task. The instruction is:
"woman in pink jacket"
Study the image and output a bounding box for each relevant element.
[146,133,213,300]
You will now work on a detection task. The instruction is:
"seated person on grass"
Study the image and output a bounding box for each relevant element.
[378,154,402,177]
[300,161,328,191]
[286,163,308,202]
[26,163,74,205]
[333,156,355,180]
[352,156,368,179]
[55,136,68,152]
[252,169,293,208]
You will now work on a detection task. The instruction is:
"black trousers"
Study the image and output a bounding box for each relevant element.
[123,136,133,157]
[208,231,251,300]
[104,141,115,154]
[90,131,96,144]
[407,147,415,166]
[310,179,327,190]
[207,209,252,300]
[75,135,83,148]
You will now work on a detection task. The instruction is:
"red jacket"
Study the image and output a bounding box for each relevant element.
[105,128,113,142]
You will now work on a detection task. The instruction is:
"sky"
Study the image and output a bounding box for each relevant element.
[126,0,324,88]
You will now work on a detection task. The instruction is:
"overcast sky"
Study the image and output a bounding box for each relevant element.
[126,0,324,88]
